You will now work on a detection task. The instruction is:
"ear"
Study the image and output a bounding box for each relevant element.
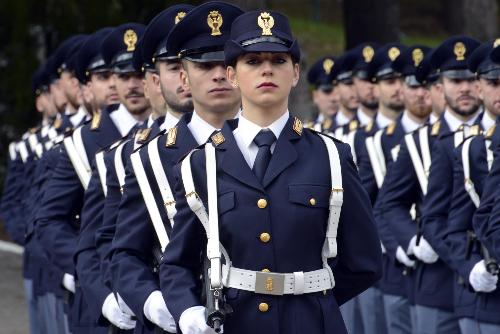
[152,73,161,93]
[142,77,150,100]
[35,96,44,113]
[180,68,190,91]
[477,80,484,100]
[291,63,300,87]
[227,65,238,88]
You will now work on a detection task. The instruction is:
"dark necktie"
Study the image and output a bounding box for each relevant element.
[252,130,276,182]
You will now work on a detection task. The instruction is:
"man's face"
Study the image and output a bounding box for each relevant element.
[36,92,58,118]
[353,77,379,110]
[428,82,446,115]
[154,60,193,115]
[113,72,150,116]
[59,71,82,108]
[143,71,167,116]
[402,84,432,119]
[378,77,404,111]
[312,86,339,117]
[478,77,500,117]
[181,60,240,113]
[86,71,120,109]
[337,81,359,112]
[49,80,68,112]
[442,76,480,117]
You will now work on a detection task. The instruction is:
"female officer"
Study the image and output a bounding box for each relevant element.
[160,10,382,334]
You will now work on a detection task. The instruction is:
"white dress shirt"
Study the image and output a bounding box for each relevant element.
[110,104,140,137]
[375,111,394,129]
[481,110,496,133]
[401,111,425,134]
[70,105,88,127]
[335,110,352,127]
[233,111,289,169]
[357,108,374,127]
[429,112,439,125]
[443,108,479,132]
[159,112,180,131]
[187,111,219,145]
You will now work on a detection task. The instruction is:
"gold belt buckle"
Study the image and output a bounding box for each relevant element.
[255,271,285,295]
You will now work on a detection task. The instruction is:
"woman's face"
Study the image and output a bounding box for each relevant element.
[227,52,299,109]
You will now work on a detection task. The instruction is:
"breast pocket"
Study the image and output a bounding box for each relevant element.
[288,184,331,209]
[218,191,235,215]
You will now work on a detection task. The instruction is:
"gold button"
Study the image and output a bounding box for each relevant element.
[258,302,269,312]
[260,232,271,243]
[257,198,268,209]
[262,268,270,273]
[309,198,316,206]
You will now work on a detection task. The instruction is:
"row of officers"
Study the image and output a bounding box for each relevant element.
[1,1,500,334]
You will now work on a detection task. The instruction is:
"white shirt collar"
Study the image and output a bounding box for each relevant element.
[160,112,180,131]
[375,112,394,129]
[147,115,155,128]
[70,105,87,127]
[357,108,374,127]
[236,110,289,151]
[187,111,219,145]
[443,108,478,132]
[64,105,73,115]
[110,104,140,137]
[401,111,425,134]
[430,112,439,125]
[335,110,351,127]
[481,110,496,133]
[316,113,325,123]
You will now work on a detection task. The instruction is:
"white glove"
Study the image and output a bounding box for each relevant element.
[407,235,417,256]
[116,292,135,317]
[413,237,439,263]
[396,246,416,267]
[469,260,498,293]
[179,306,216,334]
[102,293,136,330]
[62,273,76,293]
[143,290,177,332]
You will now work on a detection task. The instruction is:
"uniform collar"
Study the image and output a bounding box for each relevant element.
[236,110,290,151]
[430,112,439,125]
[316,113,325,123]
[70,105,87,127]
[481,109,496,133]
[160,112,180,131]
[187,110,219,145]
[375,111,394,129]
[357,107,374,126]
[147,114,155,127]
[443,108,479,132]
[401,110,425,133]
[109,104,140,137]
[335,109,352,127]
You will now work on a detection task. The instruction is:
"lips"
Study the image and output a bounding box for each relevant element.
[257,82,278,88]
[209,87,231,93]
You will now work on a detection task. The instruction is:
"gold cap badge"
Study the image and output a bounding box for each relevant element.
[257,12,274,36]
[124,29,138,52]
[166,127,178,147]
[454,42,466,61]
[412,48,424,67]
[175,11,186,24]
[323,58,334,75]
[207,10,223,36]
[494,39,500,48]
[362,46,375,63]
[293,117,303,136]
[388,47,400,61]
[211,132,225,146]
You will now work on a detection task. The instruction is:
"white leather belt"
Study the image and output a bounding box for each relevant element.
[224,266,334,295]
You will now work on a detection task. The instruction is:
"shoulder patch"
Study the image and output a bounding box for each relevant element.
[431,121,441,136]
[211,132,225,146]
[485,124,496,139]
[165,126,178,147]
[293,117,303,136]
[91,111,101,130]
[386,122,396,135]
[136,128,152,144]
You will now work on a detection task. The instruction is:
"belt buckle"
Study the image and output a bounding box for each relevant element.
[255,271,285,295]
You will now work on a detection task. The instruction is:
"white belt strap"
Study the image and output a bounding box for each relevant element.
[419,126,432,176]
[130,150,169,252]
[48,127,58,140]
[462,137,480,208]
[486,139,494,171]
[9,142,17,161]
[114,140,127,194]
[346,130,357,165]
[95,151,108,196]
[35,143,44,159]
[365,129,386,188]
[73,126,91,172]
[405,133,428,195]
[17,141,29,163]
[28,134,39,153]
[63,132,91,189]
[454,131,465,148]
[147,137,177,227]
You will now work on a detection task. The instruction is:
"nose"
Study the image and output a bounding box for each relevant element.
[212,65,227,82]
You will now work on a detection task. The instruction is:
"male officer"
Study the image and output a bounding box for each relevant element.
[446,40,500,334]
[416,36,482,334]
[35,23,148,333]
[306,56,339,132]
[110,2,242,333]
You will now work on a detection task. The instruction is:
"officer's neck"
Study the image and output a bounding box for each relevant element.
[339,105,356,120]
[65,103,77,115]
[379,103,402,121]
[359,105,377,119]
[194,103,240,129]
[240,98,288,128]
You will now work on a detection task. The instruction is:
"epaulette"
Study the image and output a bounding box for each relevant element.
[386,122,396,135]
[90,111,102,130]
[310,128,343,144]
[349,119,359,132]
[165,126,178,147]
[135,128,152,145]
[132,129,166,153]
[293,117,303,136]
[485,124,496,139]
[431,121,441,136]
[365,121,374,133]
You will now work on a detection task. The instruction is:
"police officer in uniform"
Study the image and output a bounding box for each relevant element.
[160,9,382,334]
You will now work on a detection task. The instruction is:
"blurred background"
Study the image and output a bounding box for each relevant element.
[0,0,499,186]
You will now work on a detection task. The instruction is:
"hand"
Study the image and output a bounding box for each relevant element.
[396,246,415,267]
[62,273,76,293]
[179,306,217,334]
[102,293,136,330]
[413,237,439,263]
[116,292,135,316]
[143,290,177,332]
[469,260,498,293]
[407,235,417,256]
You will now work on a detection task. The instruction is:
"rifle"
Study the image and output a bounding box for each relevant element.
[204,257,232,333]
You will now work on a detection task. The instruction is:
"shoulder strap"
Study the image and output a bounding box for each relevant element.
[73,126,91,172]
[114,140,128,193]
[63,128,91,189]
[95,151,108,196]
[419,126,432,176]
[17,141,29,163]
[147,137,177,226]
[28,133,39,153]
[405,133,428,195]
[346,130,357,165]
[9,142,17,161]
[130,150,169,252]
[485,139,494,171]
[462,137,480,208]
[365,129,386,188]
